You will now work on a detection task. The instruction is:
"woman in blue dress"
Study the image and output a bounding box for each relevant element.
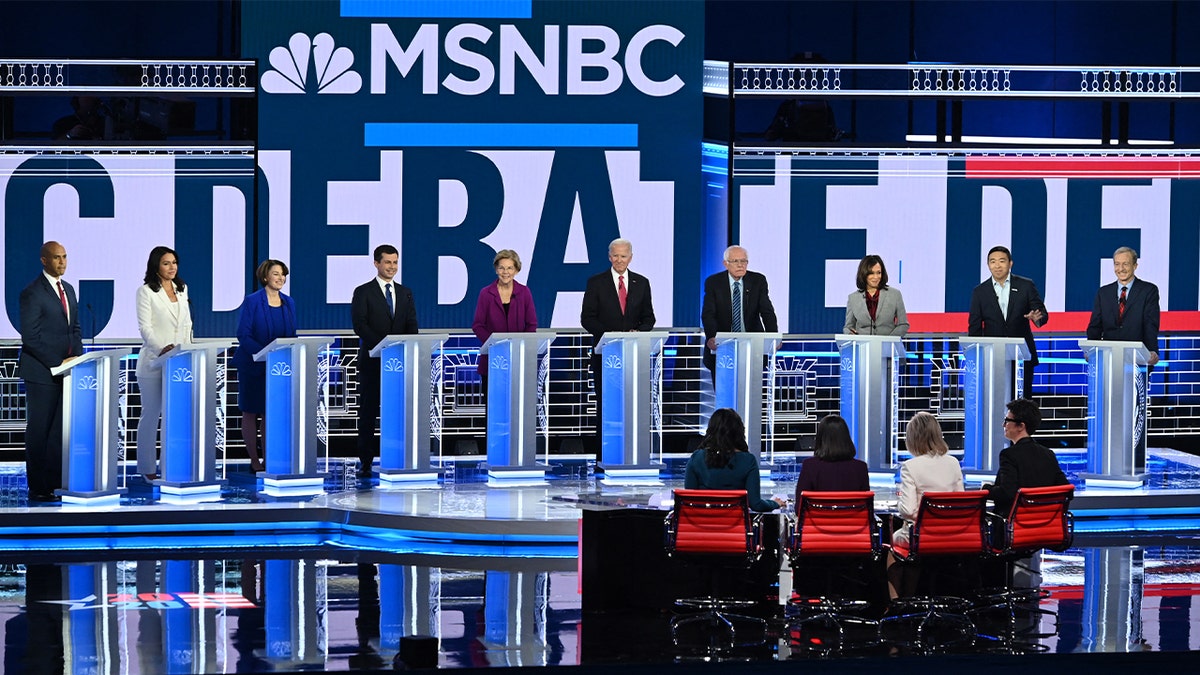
[684,408,784,512]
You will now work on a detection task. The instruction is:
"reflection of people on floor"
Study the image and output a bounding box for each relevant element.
[350,563,385,670]
[234,560,267,671]
[8,564,65,673]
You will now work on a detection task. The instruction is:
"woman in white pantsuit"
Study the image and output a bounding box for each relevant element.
[135,246,193,481]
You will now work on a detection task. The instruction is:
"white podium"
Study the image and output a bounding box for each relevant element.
[595,331,669,477]
[371,333,450,484]
[836,334,904,473]
[961,336,1029,475]
[158,340,233,499]
[714,332,782,461]
[481,331,556,481]
[1079,339,1151,487]
[51,348,132,504]
[254,336,332,495]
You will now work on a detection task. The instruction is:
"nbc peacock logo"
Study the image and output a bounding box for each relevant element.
[261,33,362,94]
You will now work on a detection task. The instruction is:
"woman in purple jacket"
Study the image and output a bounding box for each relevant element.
[795,414,870,501]
[472,250,538,387]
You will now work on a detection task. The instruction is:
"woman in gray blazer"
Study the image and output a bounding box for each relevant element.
[844,255,909,336]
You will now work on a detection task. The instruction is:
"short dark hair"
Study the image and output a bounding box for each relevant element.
[699,408,748,468]
[143,245,186,293]
[373,244,399,262]
[1005,398,1042,435]
[987,245,1012,262]
[256,259,290,287]
[813,414,857,461]
[855,255,889,291]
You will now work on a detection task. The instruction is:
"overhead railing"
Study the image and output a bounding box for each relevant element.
[0,59,257,95]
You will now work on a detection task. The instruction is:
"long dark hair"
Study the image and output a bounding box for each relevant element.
[699,408,748,468]
[143,246,185,293]
[813,414,857,461]
[855,254,889,291]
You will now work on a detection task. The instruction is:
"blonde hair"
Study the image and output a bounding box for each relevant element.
[905,411,949,457]
[493,249,522,272]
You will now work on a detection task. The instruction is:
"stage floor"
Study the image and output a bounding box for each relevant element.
[0,450,1198,671]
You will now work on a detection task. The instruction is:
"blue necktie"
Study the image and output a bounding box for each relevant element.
[385,283,394,317]
[732,280,744,332]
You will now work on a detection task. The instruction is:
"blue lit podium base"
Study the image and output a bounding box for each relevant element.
[57,488,125,506]
[1081,472,1148,489]
[261,473,325,497]
[487,464,549,487]
[156,480,223,505]
[963,470,998,484]
[597,464,664,486]
[379,467,443,487]
[869,471,899,487]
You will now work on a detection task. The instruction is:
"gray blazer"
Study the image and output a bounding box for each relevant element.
[844,287,909,336]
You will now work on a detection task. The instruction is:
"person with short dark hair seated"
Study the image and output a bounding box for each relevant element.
[795,414,870,501]
[684,408,784,512]
[983,398,1069,517]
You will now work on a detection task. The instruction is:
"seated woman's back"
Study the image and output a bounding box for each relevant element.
[795,414,870,499]
[683,408,781,512]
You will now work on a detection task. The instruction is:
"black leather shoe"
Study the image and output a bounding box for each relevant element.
[30,493,61,503]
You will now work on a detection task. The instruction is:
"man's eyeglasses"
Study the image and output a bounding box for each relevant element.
[726,259,749,265]
[1003,417,1020,426]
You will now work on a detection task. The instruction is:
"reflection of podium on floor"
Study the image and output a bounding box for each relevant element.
[371,333,450,485]
[596,331,669,478]
[51,348,132,504]
[961,336,1029,477]
[481,331,556,482]
[254,337,332,496]
[713,331,782,462]
[835,334,903,474]
[158,340,232,500]
[1079,339,1151,487]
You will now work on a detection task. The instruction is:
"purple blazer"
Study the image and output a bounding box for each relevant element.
[794,456,871,501]
[472,280,538,375]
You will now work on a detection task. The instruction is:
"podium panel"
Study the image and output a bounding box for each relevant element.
[836,334,903,473]
[960,336,1029,474]
[52,348,132,504]
[714,332,782,461]
[159,341,233,497]
[482,331,556,479]
[372,333,450,483]
[255,337,333,494]
[1080,339,1150,487]
[596,331,669,475]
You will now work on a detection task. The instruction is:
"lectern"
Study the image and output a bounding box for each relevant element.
[836,334,904,473]
[595,331,669,476]
[254,336,332,495]
[713,332,782,460]
[51,348,132,504]
[371,333,450,484]
[960,336,1029,475]
[158,340,233,499]
[481,331,556,480]
[1079,339,1151,487]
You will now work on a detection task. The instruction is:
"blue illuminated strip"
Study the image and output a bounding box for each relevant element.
[364,123,639,148]
[341,0,532,18]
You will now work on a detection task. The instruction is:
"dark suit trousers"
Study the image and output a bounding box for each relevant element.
[356,357,381,468]
[24,378,64,495]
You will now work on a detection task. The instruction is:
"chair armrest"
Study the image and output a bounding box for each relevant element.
[663,509,677,551]
[983,511,1006,552]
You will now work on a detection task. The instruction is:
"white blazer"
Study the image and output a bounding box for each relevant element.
[136,283,193,378]
[897,452,964,523]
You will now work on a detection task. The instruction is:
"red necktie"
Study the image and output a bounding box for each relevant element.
[618,275,627,314]
[1118,285,1127,321]
[57,281,68,317]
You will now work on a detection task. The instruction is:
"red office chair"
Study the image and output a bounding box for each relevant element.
[883,490,990,649]
[664,489,765,646]
[973,484,1075,636]
[784,491,881,645]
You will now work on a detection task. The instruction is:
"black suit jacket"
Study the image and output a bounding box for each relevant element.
[1086,278,1160,354]
[580,269,655,346]
[967,274,1049,366]
[701,270,778,369]
[351,279,419,358]
[18,275,83,384]
[986,436,1069,517]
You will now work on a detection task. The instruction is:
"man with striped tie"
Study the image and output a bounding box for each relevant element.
[1086,246,1160,368]
[701,245,779,382]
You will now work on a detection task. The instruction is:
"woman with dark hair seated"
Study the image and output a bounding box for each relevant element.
[684,408,784,512]
[794,414,870,501]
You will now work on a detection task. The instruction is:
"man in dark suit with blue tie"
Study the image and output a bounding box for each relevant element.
[580,238,656,456]
[1086,246,1160,367]
[968,245,1049,400]
[19,241,83,502]
[701,245,779,381]
[351,244,419,478]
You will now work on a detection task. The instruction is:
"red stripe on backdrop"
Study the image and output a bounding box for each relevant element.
[965,156,1200,179]
[906,311,1200,333]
